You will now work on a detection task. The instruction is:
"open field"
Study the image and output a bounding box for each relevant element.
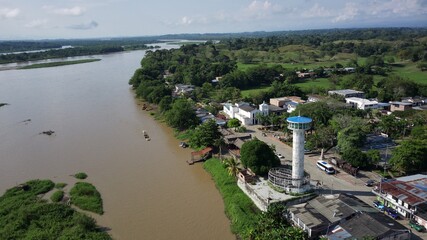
[241,86,270,97]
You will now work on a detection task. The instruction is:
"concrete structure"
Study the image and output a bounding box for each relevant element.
[288,194,411,239]
[223,102,269,126]
[389,101,413,112]
[268,116,312,193]
[288,116,312,189]
[328,89,365,98]
[345,97,379,110]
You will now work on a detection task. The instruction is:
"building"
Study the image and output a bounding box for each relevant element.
[328,89,365,99]
[288,194,410,239]
[345,97,379,110]
[174,84,195,96]
[389,101,413,112]
[307,94,326,103]
[373,174,427,228]
[223,102,269,126]
[269,96,305,113]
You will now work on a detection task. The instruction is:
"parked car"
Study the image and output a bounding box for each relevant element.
[409,220,426,232]
[366,180,375,187]
[373,200,385,211]
[276,153,285,159]
[386,207,399,219]
[179,142,188,148]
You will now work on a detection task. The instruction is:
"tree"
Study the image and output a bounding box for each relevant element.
[165,99,199,130]
[189,119,221,148]
[342,148,368,168]
[389,139,427,174]
[227,118,241,129]
[240,138,280,175]
[366,149,381,167]
[223,158,240,178]
[246,203,308,240]
[337,126,366,154]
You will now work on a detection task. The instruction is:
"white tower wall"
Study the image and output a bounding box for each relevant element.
[292,129,305,187]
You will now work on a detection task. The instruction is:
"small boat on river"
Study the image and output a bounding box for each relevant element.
[142,130,150,141]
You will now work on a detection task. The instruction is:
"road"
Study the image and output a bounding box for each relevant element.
[245,125,426,240]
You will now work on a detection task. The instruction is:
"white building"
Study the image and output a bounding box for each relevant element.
[345,97,379,110]
[223,102,269,126]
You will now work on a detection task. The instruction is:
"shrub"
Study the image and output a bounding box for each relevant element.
[74,172,88,179]
[51,190,64,202]
[70,182,103,214]
[55,183,67,189]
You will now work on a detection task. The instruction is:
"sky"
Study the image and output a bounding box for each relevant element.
[0,0,426,40]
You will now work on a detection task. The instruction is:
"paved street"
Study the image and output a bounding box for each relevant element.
[244,125,426,240]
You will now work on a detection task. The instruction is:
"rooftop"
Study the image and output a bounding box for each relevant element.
[239,105,256,112]
[377,177,427,206]
[287,116,312,123]
[328,89,364,95]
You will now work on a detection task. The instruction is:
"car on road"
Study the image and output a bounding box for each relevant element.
[409,220,426,232]
[276,153,285,159]
[373,200,385,211]
[386,207,399,219]
[366,180,375,187]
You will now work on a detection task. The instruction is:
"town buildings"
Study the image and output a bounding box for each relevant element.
[328,89,365,98]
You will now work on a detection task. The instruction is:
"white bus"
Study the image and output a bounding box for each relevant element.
[316,161,335,174]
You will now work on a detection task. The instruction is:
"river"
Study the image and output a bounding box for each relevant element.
[0,44,234,240]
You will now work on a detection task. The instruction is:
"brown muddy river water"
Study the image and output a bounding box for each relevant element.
[0,45,234,240]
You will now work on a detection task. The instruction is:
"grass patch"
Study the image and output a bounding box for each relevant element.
[203,158,259,238]
[19,59,101,69]
[391,62,427,84]
[0,179,110,239]
[241,86,271,98]
[74,172,88,179]
[70,182,103,214]
[50,190,64,202]
[55,182,67,189]
[293,77,331,91]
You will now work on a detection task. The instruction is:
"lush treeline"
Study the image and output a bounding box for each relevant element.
[0,41,62,53]
[0,45,123,64]
[0,179,110,239]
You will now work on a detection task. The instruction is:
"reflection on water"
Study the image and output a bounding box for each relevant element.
[0,46,233,240]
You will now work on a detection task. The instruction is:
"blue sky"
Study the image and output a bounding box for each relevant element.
[0,0,426,40]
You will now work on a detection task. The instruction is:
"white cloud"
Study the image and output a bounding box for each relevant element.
[180,16,193,25]
[367,0,427,16]
[25,19,48,28]
[68,20,98,30]
[302,3,332,18]
[333,2,359,22]
[44,6,86,16]
[0,8,20,19]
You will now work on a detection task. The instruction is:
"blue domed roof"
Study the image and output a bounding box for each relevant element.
[287,116,312,123]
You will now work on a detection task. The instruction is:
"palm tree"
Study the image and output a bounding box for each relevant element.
[214,136,226,161]
[223,157,240,178]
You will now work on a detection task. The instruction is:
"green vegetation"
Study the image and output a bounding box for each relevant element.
[70,182,103,214]
[203,159,258,237]
[19,59,101,69]
[50,190,64,202]
[55,182,67,189]
[204,159,307,239]
[240,138,280,175]
[74,172,88,179]
[0,179,110,239]
[189,119,221,148]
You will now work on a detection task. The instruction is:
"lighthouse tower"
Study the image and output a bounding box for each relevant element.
[287,116,312,189]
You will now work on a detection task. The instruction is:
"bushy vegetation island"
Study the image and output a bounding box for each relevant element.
[0,179,110,239]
